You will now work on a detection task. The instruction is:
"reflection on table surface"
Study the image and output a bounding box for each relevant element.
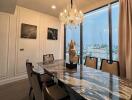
[38,60,132,100]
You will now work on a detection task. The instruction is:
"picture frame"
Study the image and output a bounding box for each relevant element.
[21,23,37,39]
[47,28,58,40]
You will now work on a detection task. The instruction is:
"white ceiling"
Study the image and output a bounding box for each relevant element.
[17,0,97,17]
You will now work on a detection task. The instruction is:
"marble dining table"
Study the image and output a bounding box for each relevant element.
[38,60,132,100]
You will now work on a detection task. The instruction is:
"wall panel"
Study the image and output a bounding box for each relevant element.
[0,13,9,79]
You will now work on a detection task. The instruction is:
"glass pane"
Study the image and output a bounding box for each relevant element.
[66,25,80,63]
[83,6,109,67]
[112,3,119,61]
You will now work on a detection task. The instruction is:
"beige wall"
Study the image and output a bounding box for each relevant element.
[82,0,117,13]
[0,6,63,85]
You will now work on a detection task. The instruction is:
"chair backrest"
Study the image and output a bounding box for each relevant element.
[43,54,54,64]
[100,59,120,76]
[31,72,44,100]
[26,62,33,87]
[84,56,98,69]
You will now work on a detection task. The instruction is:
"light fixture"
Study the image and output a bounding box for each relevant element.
[51,5,56,9]
[59,0,83,26]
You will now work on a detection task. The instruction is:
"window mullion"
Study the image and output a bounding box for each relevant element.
[64,24,66,60]
[108,4,113,62]
[80,23,83,65]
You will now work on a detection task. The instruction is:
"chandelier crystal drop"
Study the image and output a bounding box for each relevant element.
[59,0,83,26]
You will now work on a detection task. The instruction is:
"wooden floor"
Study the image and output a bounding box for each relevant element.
[0,79,31,100]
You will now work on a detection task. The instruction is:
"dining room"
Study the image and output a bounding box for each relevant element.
[0,0,132,100]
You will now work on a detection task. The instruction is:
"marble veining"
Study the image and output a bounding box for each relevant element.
[38,60,132,100]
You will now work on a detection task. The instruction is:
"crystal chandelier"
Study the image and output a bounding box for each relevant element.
[59,0,83,25]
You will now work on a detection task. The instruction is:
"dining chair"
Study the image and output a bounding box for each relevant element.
[26,61,54,99]
[84,56,98,69]
[31,72,44,100]
[31,71,69,100]
[26,61,34,97]
[100,59,120,76]
[43,54,54,64]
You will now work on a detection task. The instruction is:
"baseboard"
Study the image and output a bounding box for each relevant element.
[0,74,28,86]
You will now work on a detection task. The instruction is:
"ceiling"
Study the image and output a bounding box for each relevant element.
[0,0,99,17]
[16,0,97,17]
[0,0,17,14]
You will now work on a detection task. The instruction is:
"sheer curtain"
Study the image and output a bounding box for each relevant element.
[119,0,132,81]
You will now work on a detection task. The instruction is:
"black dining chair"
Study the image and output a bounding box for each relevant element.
[31,71,69,100]
[26,61,34,97]
[31,71,44,100]
[84,56,98,69]
[43,54,54,64]
[26,61,54,99]
[100,59,120,76]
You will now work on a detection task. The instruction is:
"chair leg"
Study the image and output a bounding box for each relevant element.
[33,95,35,100]
[29,87,33,96]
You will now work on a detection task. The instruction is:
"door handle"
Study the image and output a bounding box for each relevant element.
[20,48,24,51]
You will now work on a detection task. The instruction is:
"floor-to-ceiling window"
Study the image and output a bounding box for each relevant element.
[83,6,109,66]
[64,2,119,66]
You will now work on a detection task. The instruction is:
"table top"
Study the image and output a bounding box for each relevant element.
[38,60,132,100]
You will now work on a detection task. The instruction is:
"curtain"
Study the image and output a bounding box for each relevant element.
[119,0,132,81]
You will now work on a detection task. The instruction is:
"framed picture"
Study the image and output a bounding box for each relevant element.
[21,23,37,39]
[47,28,58,40]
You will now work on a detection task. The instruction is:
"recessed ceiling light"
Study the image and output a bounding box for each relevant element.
[51,5,56,9]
